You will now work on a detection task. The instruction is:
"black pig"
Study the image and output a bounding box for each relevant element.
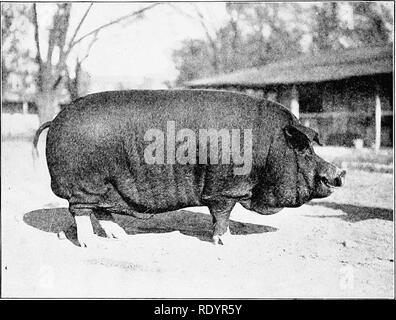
[33,90,345,247]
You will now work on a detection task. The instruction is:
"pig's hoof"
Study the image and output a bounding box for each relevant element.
[212,227,232,245]
[78,234,101,248]
[57,231,67,240]
[74,215,102,248]
[99,220,128,240]
[212,235,221,245]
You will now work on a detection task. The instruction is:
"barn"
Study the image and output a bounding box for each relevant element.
[186,45,393,148]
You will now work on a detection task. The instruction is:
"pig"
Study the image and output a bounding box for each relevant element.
[33,90,345,247]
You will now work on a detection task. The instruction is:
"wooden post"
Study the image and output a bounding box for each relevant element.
[290,85,299,119]
[267,91,277,102]
[22,101,28,114]
[375,90,382,153]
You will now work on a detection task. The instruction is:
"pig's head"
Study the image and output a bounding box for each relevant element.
[251,121,345,213]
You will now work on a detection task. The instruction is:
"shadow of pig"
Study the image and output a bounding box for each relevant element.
[23,207,277,246]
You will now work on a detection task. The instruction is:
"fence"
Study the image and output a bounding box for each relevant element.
[300,111,393,147]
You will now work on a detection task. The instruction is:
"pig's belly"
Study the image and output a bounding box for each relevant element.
[49,142,206,214]
[98,165,205,214]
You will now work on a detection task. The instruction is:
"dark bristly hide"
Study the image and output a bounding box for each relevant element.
[34,89,345,245]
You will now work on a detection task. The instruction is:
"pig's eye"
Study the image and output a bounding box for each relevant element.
[292,141,314,157]
[296,145,310,155]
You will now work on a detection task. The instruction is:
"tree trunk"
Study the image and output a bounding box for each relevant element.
[36,91,59,124]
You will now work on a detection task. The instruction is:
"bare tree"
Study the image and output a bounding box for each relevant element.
[171,3,305,84]
[310,2,393,52]
[170,4,221,73]
[311,3,342,51]
[348,2,392,46]
[31,2,159,124]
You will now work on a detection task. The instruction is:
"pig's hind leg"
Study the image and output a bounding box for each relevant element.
[93,209,128,240]
[69,207,102,248]
[67,181,121,247]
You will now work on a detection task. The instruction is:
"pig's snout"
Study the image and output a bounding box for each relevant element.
[319,166,346,188]
[335,170,346,187]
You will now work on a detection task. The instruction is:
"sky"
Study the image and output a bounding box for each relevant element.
[62,2,229,89]
[7,2,230,90]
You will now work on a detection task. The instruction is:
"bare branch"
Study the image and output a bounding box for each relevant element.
[32,4,42,65]
[53,29,98,92]
[46,28,56,67]
[169,3,196,20]
[171,3,220,72]
[52,74,63,90]
[32,4,43,90]
[193,5,219,72]
[70,3,160,48]
[64,3,93,58]
[170,3,217,35]
[193,4,217,40]
[80,30,99,63]
[50,4,71,88]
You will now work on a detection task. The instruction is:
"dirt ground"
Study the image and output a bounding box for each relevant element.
[1,138,394,298]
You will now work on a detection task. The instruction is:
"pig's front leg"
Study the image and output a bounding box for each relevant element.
[206,198,236,245]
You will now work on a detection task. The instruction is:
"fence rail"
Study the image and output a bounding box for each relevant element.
[299,110,393,147]
[300,111,393,119]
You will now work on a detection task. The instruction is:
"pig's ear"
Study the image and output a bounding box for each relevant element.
[284,124,322,150]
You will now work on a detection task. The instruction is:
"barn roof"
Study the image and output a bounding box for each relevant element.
[186,45,393,88]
